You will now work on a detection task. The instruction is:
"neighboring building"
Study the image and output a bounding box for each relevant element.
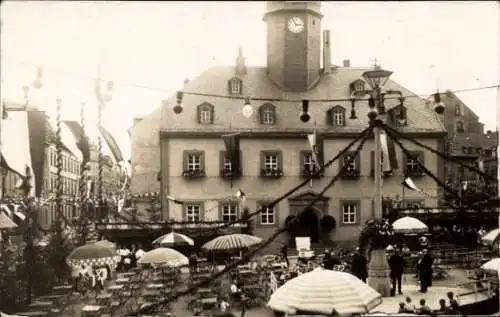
[130,1,445,248]
[88,143,122,198]
[435,90,498,208]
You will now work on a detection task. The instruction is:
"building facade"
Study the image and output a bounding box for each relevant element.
[437,91,498,207]
[130,1,446,248]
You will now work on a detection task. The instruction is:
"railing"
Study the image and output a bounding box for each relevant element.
[456,276,497,305]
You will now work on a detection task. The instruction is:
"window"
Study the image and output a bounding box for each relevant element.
[184,151,202,171]
[455,104,462,116]
[221,204,239,223]
[341,152,360,177]
[300,151,322,177]
[405,151,424,176]
[349,79,366,96]
[341,202,358,225]
[264,154,279,170]
[392,105,407,126]
[223,156,232,172]
[185,204,201,223]
[183,150,205,177]
[228,77,242,95]
[196,102,214,125]
[260,204,275,225]
[259,103,276,124]
[328,106,346,127]
[456,121,464,133]
[219,150,242,177]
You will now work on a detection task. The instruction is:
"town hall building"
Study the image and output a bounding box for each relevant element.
[130,1,446,248]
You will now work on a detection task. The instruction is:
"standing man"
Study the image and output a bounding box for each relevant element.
[417,248,434,293]
[388,248,405,295]
[351,248,368,282]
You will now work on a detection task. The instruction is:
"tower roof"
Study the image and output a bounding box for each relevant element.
[264,1,323,20]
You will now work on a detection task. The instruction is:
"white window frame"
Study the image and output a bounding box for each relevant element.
[342,203,357,224]
[187,154,202,171]
[223,156,232,171]
[332,109,345,126]
[260,206,275,225]
[222,204,238,223]
[344,154,357,172]
[264,154,279,170]
[262,107,274,124]
[185,204,201,223]
[354,82,364,92]
[230,79,241,94]
[303,152,315,171]
[200,109,211,124]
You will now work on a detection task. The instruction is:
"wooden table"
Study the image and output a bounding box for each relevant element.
[146,283,164,290]
[199,297,218,309]
[96,293,112,305]
[14,312,48,316]
[115,277,130,285]
[81,305,103,317]
[52,284,72,295]
[107,284,124,294]
[29,300,53,308]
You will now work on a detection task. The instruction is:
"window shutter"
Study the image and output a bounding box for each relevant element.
[339,153,345,173]
[260,151,265,171]
[199,202,205,221]
[316,133,325,168]
[219,151,225,172]
[238,79,243,95]
[326,109,333,125]
[182,151,188,171]
[355,152,361,171]
[277,150,284,170]
[271,107,277,124]
[200,151,206,170]
[349,82,355,95]
[370,151,374,175]
[238,150,243,172]
[210,105,215,124]
[182,204,186,221]
[299,150,307,171]
[227,80,232,95]
[196,106,201,124]
[258,106,264,124]
[416,151,425,170]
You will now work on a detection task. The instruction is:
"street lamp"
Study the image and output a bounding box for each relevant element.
[361,65,393,297]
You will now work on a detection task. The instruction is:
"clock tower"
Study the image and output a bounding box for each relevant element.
[264,1,323,92]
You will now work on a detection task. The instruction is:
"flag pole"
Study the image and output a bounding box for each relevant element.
[229,122,233,189]
[95,64,104,224]
[78,101,88,245]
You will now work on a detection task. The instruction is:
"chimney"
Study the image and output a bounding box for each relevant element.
[343,59,351,67]
[323,30,331,73]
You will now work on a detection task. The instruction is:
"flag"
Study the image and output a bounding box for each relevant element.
[307,131,324,169]
[402,177,422,192]
[380,130,398,174]
[64,121,90,163]
[221,133,241,176]
[27,110,47,197]
[1,108,35,197]
[478,159,485,173]
[97,124,124,163]
[166,195,184,205]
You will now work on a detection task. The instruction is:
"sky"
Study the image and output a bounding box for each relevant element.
[1,1,499,161]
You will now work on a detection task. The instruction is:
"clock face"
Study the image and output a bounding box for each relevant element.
[288,17,304,34]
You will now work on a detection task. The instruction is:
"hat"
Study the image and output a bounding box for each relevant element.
[386,245,394,251]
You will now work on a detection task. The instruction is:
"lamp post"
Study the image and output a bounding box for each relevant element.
[361,65,393,297]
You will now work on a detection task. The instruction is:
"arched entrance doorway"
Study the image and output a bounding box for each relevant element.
[295,207,320,243]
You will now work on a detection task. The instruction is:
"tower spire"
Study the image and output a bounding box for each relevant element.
[235,46,246,76]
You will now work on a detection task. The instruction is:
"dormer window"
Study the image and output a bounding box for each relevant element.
[196,102,214,124]
[327,106,346,127]
[349,79,366,97]
[455,104,462,116]
[259,103,276,125]
[392,105,407,126]
[227,77,242,95]
[456,121,464,133]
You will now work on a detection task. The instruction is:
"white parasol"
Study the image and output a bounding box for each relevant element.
[392,216,428,234]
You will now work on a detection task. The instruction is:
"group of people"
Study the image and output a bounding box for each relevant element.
[71,264,110,301]
[116,244,145,271]
[398,292,460,315]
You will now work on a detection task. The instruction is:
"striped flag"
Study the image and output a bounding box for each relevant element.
[64,121,90,163]
[380,130,398,174]
[221,133,241,178]
[307,131,324,169]
[97,124,124,163]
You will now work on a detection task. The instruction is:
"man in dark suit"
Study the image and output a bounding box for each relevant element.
[388,248,405,295]
[351,248,368,282]
[417,248,434,293]
[280,242,289,267]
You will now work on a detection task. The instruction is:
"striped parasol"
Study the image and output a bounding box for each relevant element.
[137,247,189,267]
[481,228,499,245]
[392,216,429,234]
[480,257,500,272]
[66,243,119,267]
[201,234,262,251]
[152,231,194,247]
[268,268,382,315]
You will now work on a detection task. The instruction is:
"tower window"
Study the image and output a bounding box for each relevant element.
[227,77,242,95]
